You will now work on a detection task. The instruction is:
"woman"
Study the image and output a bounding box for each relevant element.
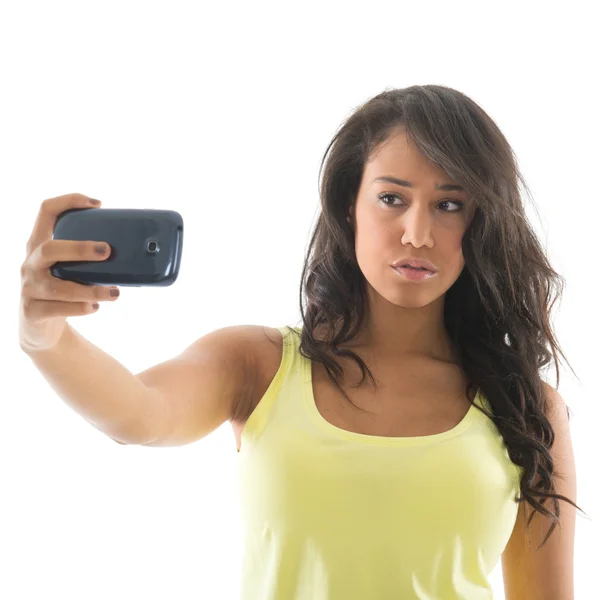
[20,84,585,599]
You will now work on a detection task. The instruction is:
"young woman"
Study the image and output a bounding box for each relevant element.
[20,85,584,599]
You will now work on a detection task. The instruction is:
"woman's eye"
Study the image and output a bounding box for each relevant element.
[377,192,464,212]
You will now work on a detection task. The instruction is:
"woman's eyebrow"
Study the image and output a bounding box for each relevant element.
[372,176,464,193]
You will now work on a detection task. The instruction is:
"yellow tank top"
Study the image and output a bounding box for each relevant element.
[236,326,524,599]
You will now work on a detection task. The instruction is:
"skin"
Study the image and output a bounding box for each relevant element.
[344,125,477,365]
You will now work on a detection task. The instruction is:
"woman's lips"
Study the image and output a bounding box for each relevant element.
[392,266,437,281]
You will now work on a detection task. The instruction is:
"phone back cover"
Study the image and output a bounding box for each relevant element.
[51,208,183,287]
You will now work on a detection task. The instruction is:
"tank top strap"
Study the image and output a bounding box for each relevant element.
[238,325,301,450]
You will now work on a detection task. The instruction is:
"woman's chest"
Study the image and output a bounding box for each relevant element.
[309,356,476,438]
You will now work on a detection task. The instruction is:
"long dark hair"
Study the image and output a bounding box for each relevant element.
[286,84,586,550]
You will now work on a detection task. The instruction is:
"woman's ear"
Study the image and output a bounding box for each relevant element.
[347,204,354,225]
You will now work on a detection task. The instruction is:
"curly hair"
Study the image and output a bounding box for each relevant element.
[286,84,586,551]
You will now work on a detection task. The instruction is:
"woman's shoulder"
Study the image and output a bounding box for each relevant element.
[235,325,287,423]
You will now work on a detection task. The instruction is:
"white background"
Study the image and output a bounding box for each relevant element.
[1,1,597,598]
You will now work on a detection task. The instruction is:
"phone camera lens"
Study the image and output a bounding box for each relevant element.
[147,240,159,253]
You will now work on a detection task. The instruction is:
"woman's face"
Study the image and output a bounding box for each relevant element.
[349,127,476,310]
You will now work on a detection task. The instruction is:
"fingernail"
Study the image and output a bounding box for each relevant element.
[95,244,108,254]
[110,288,120,297]
[90,199,101,205]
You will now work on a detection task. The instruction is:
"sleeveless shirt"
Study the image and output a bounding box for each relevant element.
[235,326,524,599]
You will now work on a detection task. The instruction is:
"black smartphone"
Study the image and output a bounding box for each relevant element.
[51,207,184,287]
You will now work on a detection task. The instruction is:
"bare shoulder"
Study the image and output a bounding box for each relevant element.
[231,325,285,424]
